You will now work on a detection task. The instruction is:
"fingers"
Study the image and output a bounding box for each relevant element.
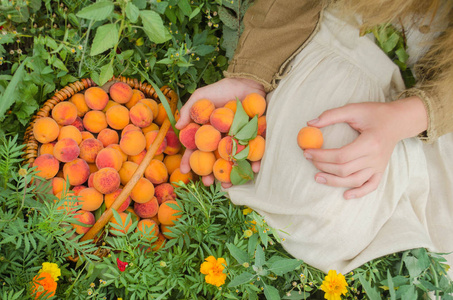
[343,173,382,200]
[221,182,233,189]
[179,148,194,174]
[311,156,368,178]
[202,174,215,186]
[175,96,197,130]
[307,104,359,128]
[251,160,261,173]
[314,168,374,189]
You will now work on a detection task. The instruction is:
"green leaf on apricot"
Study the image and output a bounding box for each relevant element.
[229,99,249,136]
[230,159,254,185]
[233,144,249,161]
[234,115,258,142]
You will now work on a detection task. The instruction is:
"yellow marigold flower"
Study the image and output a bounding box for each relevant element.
[39,262,61,282]
[243,207,253,215]
[320,270,348,300]
[200,256,227,287]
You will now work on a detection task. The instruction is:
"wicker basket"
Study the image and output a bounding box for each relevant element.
[23,76,179,261]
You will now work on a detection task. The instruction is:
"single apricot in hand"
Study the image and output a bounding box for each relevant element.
[297,126,323,149]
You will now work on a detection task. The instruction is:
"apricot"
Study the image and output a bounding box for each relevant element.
[109,212,132,236]
[72,185,87,195]
[152,233,167,250]
[257,115,267,137]
[81,131,95,140]
[97,128,119,147]
[157,200,181,226]
[154,103,168,126]
[39,142,55,156]
[130,103,153,128]
[141,123,159,135]
[83,110,108,133]
[163,154,182,176]
[144,159,168,185]
[63,158,90,186]
[128,149,146,165]
[55,190,79,212]
[247,135,266,162]
[163,128,182,155]
[71,117,85,131]
[169,168,194,187]
[109,81,133,104]
[134,197,159,219]
[194,125,221,152]
[53,138,80,163]
[96,147,124,171]
[138,99,158,118]
[130,177,155,204]
[78,187,104,211]
[102,100,120,113]
[190,99,215,124]
[154,183,176,205]
[145,130,167,155]
[154,153,164,161]
[189,150,216,176]
[51,101,78,125]
[104,188,131,212]
[242,93,266,118]
[33,154,59,179]
[118,161,139,185]
[178,123,200,150]
[72,210,96,235]
[92,167,121,194]
[52,177,67,195]
[119,130,146,156]
[125,207,140,223]
[33,117,60,144]
[217,136,246,161]
[125,89,145,109]
[224,100,237,114]
[160,224,175,239]
[88,163,98,174]
[107,144,128,162]
[210,107,235,133]
[297,126,323,149]
[87,173,95,188]
[136,219,159,241]
[58,125,82,145]
[69,93,89,117]
[212,158,233,183]
[84,86,109,110]
[106,105,130,130]
[79,138,104,163]
[121,124,141,137]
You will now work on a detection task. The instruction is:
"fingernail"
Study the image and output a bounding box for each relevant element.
[303,152,312,159]
[315,176,326,184]
[346,194,356,200]
[308,118,319,124]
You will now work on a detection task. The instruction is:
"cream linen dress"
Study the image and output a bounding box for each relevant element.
[227,9,453,274]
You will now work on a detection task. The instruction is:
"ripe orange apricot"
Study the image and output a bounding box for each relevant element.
[297,126,323,149]
[136,219,159,241]
[194,125,221,152]
[212,158,233,183]
[51,101,78,125]
[247,135,266,162]
[70,93,90,117]
[157,200,182,226]
[84,86,109,111]
[169,168,194,187]
[130,177,155,204]
[33,117,60,144]
[77,187,104,211]
[190,99,215,124]
[242,93,266,118]
[109,212,132,236]
[189,150,216,176]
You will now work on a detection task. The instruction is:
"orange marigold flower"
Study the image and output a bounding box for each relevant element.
[200,256,227,287]
[31,272,57,299]
[320,270,348,300]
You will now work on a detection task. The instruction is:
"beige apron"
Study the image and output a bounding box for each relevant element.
[227,9,453,273]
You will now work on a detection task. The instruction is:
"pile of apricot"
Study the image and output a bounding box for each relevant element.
[32,82,188,249]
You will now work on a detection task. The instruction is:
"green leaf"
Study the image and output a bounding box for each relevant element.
[263,282,281,300]
[218,6,239,30]
[0,58,29,122]
[268,259,301,276]
[90,23,119,56]
[52,57,68,72]
[229,100,249,136]
[386,270,396,300]
[140,10,172,44]
[177,0,192,16]
[403,256,424,279]
[254,245,265,268]
[230,159,254,185]
[226,243,249,264]
[133,0,147,9]
[228,272,255,288]
[395,47,409,64]
[233,144,249,161]
[381,31,399,53]
[76,1,114,21]
[358,274,381,300]
[234,115,258,142]
[126,2,140,23]
[98,63,114,86]
[189,6,202,20]
[193,45,215,56]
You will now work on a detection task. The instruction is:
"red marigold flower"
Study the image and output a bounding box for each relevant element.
[31,272,57,299]
[116,258,128,272]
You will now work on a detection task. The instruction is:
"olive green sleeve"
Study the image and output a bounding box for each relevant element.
[224,0,324,92]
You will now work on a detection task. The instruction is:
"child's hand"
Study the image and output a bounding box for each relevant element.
[304,97,428,199]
